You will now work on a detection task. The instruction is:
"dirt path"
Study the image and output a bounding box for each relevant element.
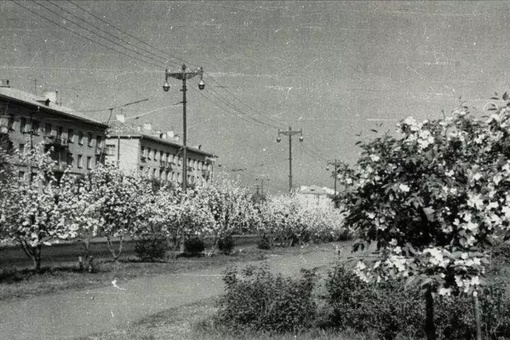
[0,244,352,340]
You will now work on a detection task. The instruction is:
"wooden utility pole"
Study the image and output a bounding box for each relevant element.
[277,126,303,192]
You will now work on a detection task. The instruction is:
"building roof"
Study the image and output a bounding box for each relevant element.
[0,86,108,129]
[298,185,334,195]
[108,120,215,158]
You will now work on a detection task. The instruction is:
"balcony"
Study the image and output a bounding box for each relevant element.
[43,136,69,149]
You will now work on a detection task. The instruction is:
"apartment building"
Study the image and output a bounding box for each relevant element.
[0,80,109,180]
[106,117,216,186]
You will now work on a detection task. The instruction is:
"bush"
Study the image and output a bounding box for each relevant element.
[218,235,236,255]
[257,234,272,250]
[134,236,168,262]
[325,264,423,339]
[184,236,205,255]
[325,264,510,340]
[216,265,317,334]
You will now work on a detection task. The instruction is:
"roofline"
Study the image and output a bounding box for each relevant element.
[0,93,109,129]
[109,133,216,157]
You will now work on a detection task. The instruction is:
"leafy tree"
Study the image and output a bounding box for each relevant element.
[80,165,146,262]
[195,178,257,256]
[338,95,510,339]
[0,144,77,271]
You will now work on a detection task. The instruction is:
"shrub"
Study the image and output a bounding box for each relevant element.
[325,264,510,339]
[257,234,272,250]
[216,265,317,334]
[134,235,168,262]
[218,235,235,255]
[325,264,423,339]
[184,236,205,255]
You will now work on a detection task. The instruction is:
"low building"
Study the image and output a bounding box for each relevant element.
[0,80,109,181]
[105,116,216,186]
[296,185,335,209]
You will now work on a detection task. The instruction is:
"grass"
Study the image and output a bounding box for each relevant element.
[0,241,346,301]
[81,297,378,340]
[0,244,272,301]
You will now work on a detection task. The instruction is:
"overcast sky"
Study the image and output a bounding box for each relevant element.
[1,1,509,193]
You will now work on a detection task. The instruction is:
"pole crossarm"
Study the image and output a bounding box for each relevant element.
[278,128,302,137]
[165,65,204,81]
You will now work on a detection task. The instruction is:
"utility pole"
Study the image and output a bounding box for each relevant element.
[163,64,204,252]
[326,159,343,196]
[276,127,303,192]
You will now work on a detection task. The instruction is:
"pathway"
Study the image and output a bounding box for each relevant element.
[0,244,349,340]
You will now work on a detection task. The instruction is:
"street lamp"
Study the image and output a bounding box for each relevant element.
[277,126,303,192]
[163,63,204,252]
[163,64,205,191]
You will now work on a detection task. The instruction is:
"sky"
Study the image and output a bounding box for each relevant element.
[1,1,510,193]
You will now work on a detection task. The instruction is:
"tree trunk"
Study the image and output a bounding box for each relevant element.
[473,293,482,340]
[425,285,436,340]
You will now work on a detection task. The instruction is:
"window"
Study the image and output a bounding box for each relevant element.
[96,136,102,150]
[32,120,40,135]
[139,166,144,172]
[18,171,25,181]
[7,115,14,130]
[141,146,146,157]
[154,149,159,161]
[20,117,26,133]
[67,153,73,167]
[68,129,75,143]
[77,154,83,168]
[87,132,93,147]
[152,168,156,178]
[160,151,164,162]
[147,148,152,160]
[57,126,63,139]
[78,131,84,145]
[87,156,92,169]
[19,143,25,153]
[45,123,52,136]
[106,144,116,156]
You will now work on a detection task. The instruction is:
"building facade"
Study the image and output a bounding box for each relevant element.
[296,185,335,209]
[0,81,109,180]
[106,119,216,186]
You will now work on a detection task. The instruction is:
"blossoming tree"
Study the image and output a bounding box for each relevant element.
[195,178,258,255]
[338,95,510,339]
[80,165,146,262]
[0,144,77,271]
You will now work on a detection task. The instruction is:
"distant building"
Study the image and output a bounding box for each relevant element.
[0,80,109,181]
[105,116,216,186]
[296,185,335,209]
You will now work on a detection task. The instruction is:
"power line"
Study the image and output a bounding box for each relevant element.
[11,1,161,70]
[205,72,288,128]
[32,1,166,69]
[67,0,191,67]
[46,0,179,68]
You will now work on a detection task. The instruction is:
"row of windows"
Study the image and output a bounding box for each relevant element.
[11,115,103,149]
[140,146,210,171]
[17,142,97,171]
[139,166,207,184]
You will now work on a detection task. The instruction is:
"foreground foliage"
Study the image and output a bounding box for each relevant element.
[214,263,510,339]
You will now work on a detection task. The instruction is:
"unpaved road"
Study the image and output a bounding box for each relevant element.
[0,244,355,340]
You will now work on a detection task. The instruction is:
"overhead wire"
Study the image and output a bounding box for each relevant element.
[66,0,191,67]
[31,1,167,69]
[45,0,176,67]
[11,1,162,69]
